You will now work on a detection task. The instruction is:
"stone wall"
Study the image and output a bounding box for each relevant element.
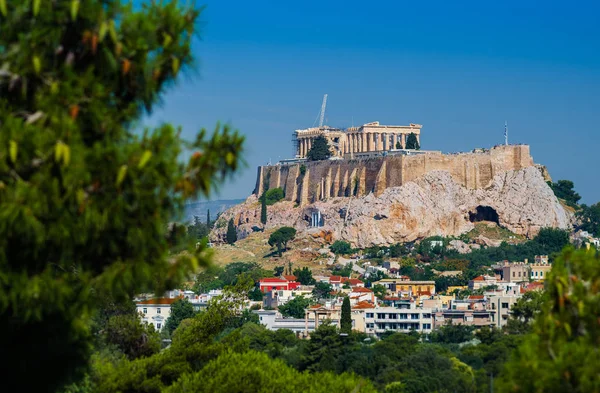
[254,145,535,206]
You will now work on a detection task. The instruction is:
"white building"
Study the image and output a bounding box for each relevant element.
[136,297,181,331]
[362,304,434,337]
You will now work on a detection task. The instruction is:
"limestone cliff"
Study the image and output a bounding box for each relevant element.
[212,165,572,248]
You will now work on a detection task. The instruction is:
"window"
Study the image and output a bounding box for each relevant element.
[540,271,544,277]
[377,313,386,319]
[502,302,509,309]
[157,308,161,314]
[366,313,374,318]
[422,313,431,319]
[143,307,147,314]
[513,272,515,277]
[411,314,419,320]
[156,323,161,330]
[367,323,374,329]
[423,323,431,329]
[492,303,496,310]
[399,313,408,319]
[388,313,398,319]
[518,271,521,277]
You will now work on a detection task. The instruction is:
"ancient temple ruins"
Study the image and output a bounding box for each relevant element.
[294,121,422,158]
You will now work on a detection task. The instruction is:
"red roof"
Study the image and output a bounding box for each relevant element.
[329,275,342,282]
[342,278,363,285]
[260,278,289,284]
[353,301,375,309]
[351,287,373,293]
[137,297,182,305]
[468,295,485,300]
[283,275,297,281]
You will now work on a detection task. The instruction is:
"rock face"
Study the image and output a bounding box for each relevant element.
[212,166,572,248]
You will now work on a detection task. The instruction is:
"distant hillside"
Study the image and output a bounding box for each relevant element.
[184,199,245,223]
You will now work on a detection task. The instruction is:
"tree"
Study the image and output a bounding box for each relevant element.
[103,314,161,360]
[294,266,315,285]
[395,141,402,149]
[340,297,352,334]
[226,218,238,244]
[405,133,420,149]
[0,2,243,391]
[497,249,600,392]
[260,193,268,225]
[248,286,264,302]
[263,187,285,205]
[268,226,297,256]
[533,227,570,255]
[207,209,212,229]
[165,351,377,393]
[274,266,285,277]
[547,179,581,207]
[429,321,475,344]
[330,240,353,255]
[504,290,545,334]
[165,299,197,335]
[306,135,332,161]
[279,296,312,319]
[312,282,334,299]
[577,202,600,237]
[372,284,388,301]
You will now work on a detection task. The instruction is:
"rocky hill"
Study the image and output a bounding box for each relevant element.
[212,164,572,248]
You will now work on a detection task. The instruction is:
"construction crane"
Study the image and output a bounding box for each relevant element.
[318,94,328,127]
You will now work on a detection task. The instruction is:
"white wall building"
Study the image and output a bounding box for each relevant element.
[362,304,434,337]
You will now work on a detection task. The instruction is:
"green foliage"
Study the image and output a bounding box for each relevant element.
[274,266,284,277]
[395,141,402,150]
[299,164,307,175]
[165,350,377,393]
[103,314,161,360]
[226,218,237,244]
[278,296,312,319]
[341,296,352,334]
[497,249,600,392]
[332,262,353,278]
[306,135,332,161]
[312,282,334,299]
[165,299,196,335]
[268,226,297,256]
[260,192,267,225]
[0,1,243,390]
[576,202,600,237]
[405,133,420,150]
[263,187,285,205]
[430,322,475,344]
[504,290,545,334]
[372,284,388,300]
[248,286,264,301]
[547,179,581,207]
[330,240,353,255]
[293,266,315,285]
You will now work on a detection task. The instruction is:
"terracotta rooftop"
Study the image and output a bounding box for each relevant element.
[283,275,297,281]
[473,276,485,281]
[353,301,375,309]
[351,287,373,293]
[137,296,182,305]
[468,295,485,300]
[342,278,363,285]
[329,275,342,282]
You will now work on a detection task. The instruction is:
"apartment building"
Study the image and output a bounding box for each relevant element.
[363,304,434,337]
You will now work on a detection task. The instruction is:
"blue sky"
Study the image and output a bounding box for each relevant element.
[144,0,600,204]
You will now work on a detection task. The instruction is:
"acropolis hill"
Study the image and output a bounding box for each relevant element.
[213,122,572,247]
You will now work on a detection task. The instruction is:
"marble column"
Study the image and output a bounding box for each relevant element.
[362,133,367,152]
[416,134,420,146]
[392,134,398,150]
[378,133,384,151]
[401,134,406,149]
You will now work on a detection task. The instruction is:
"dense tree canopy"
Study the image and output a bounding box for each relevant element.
[405,133,420,150]
[165,299,196,335]
[278,296,312,319]
[547,179,581,207]
[263,187,284,205]
[268,226,296,256]
[330,240,353,255]
[306,135,332,161]
[0,2,243,390]
[497,249,600,392]
[577,202,600,237]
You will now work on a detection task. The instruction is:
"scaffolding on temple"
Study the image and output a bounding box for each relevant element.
[291,131,299,158]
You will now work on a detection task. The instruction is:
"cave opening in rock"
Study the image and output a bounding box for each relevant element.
[469,206,499,224]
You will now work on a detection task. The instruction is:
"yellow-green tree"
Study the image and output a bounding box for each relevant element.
[0,1,243,391]
[498,248,600,392]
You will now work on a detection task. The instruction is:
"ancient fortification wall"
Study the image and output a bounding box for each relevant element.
[254,145,534,206]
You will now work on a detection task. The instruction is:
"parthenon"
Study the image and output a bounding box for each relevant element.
[294,121,422,158]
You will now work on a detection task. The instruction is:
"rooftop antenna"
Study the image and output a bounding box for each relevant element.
[319,94,328,127]
[504,121,508,145]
